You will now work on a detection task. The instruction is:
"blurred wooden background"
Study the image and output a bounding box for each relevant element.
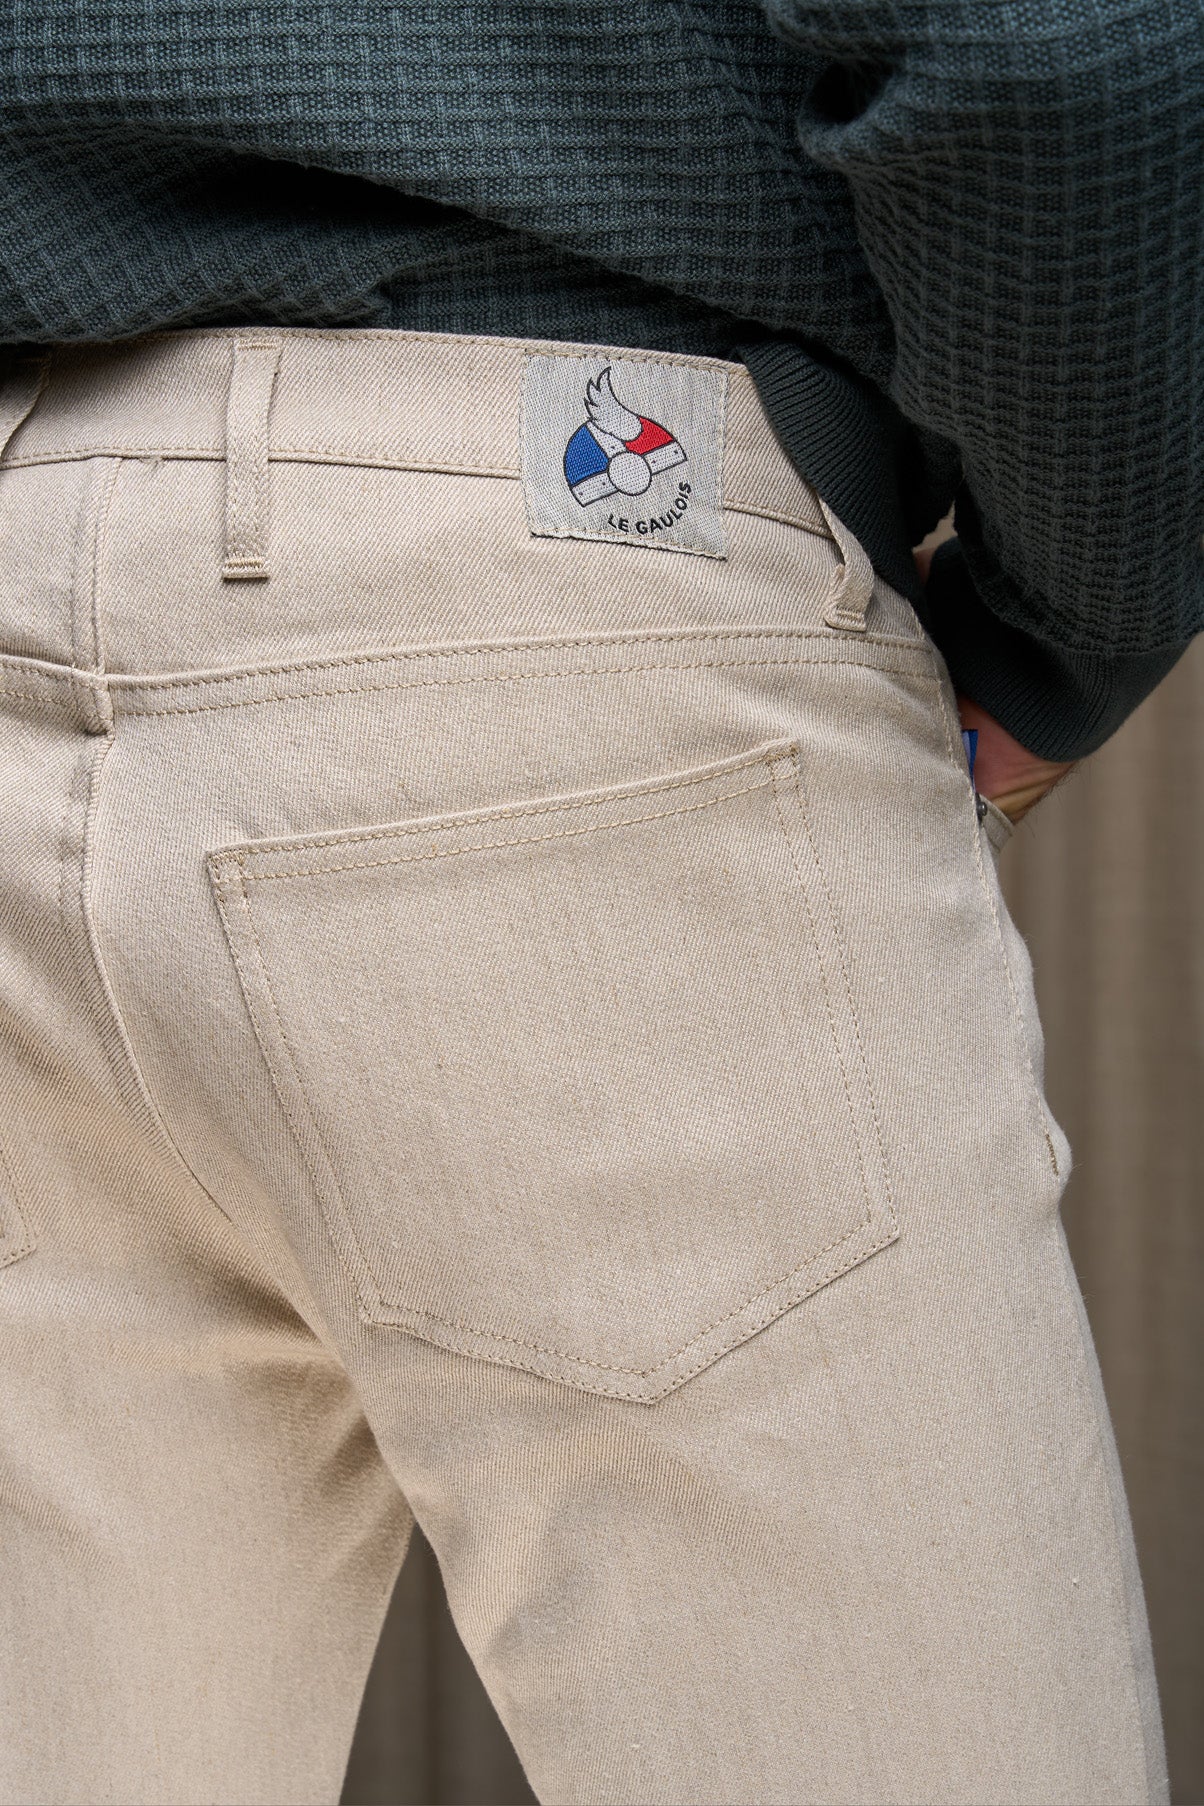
[342,639,1204,1806]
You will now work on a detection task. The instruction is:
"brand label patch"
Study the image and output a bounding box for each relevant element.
[522,354,727,558]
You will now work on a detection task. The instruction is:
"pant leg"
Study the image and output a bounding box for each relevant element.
[0,699,412,1806]
[368,1187,1162,1806]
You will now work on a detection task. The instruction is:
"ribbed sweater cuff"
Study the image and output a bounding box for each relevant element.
[918,539,1193,761]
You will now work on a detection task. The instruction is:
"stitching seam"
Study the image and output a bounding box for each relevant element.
[0,628,927,693]
[117,653,934,719]
[212,870,381,1322]
[87,460,121,679]
[108,625,926,694]
[770,759,873,1234]
[227,759,779,868]
[0,1135,33,1266]
[355,1227,901,1401]
[0,653,935,725]
[782,757,897,1231]
[931,667,1060,1175]
[365,1225,901,1383]
[73,738,248,1244]
[235,782,771,883]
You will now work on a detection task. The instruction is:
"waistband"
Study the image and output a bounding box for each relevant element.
[0,327,827,538]
[0,327,891,729]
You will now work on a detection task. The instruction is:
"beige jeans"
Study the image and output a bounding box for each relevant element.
[0,330,1166,1806]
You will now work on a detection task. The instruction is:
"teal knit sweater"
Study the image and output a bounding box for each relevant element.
[2,1,1201,758]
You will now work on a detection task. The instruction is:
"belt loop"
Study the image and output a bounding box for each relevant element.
[818,495,875,634]
[221,336,282,582]
[0,351,50,463]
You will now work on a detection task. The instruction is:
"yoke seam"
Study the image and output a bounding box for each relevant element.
[115,653,937,719]
[106,625,927,695]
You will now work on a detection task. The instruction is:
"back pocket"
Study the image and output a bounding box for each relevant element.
[209,740,895,1401]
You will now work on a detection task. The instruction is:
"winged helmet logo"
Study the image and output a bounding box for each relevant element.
[563,366,688,506]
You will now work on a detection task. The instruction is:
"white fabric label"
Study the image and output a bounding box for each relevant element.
[521,354,728,559]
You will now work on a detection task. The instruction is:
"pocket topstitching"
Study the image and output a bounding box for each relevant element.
[208,739,896,1401]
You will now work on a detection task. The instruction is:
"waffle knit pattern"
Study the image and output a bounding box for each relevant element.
[1,0,1201,757]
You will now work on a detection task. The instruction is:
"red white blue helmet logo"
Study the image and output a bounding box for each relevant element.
[563,366,688,507]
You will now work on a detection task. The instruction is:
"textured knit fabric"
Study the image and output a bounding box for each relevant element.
[1,2,1201,758]
[0,328,1166,1804]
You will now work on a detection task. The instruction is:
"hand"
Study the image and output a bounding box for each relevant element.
[913,542,1075,823]
[954,693,1075,823]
